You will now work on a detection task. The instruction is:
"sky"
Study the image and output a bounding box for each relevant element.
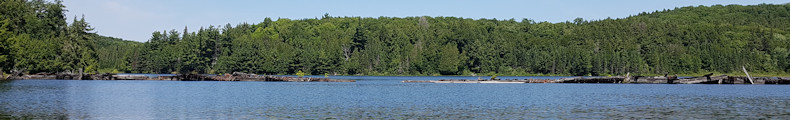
[63,0,788,42]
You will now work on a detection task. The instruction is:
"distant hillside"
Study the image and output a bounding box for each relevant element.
[94,35,142,73]
[127,3,790,76]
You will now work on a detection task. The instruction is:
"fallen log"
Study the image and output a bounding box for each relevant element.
[90,73,115,80]
[633,76,670,84]
[112,74,149,80]
[401,80,433,83]
[678,75,728,84]
[554,76,624,83]
[742,66,754,84]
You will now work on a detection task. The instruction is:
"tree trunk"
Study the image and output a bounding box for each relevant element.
[623,72,631,83]
[342,47,351,61]
[78,68,84,80]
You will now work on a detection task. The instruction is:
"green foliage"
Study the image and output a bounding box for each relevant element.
[122,4,790,76]
[438,43,462,75]
[296,70,305,78]
[10,34,64,73]
[3,2,790,76]
[62,15,98,73]
[0,0,111,74]
[94,35,142,73]
[0,15,11,70]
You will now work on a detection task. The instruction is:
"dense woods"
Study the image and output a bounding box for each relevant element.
[0,0,103,74]
[2,0,789,76]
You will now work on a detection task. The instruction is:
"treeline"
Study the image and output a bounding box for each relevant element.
[3,1,790,76]
[126,4,790,76]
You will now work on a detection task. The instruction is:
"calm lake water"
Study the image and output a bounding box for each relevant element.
[1,75,790,119]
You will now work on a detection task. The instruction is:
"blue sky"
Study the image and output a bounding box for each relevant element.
[63,0,788,42]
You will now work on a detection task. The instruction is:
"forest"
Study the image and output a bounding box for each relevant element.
[1,0,789,76]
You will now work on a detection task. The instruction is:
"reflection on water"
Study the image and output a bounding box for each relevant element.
[1,76,790,119]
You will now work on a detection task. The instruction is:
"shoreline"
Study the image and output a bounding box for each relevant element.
[403,74,790,84]
[5,72,355,82]
[6,72,790,84]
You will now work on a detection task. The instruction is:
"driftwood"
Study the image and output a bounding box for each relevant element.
[113,74,149,80]
[90,73,115,80]
[555,76,625,83]
[742,66,754,84]
[678,75,727,84]
[6,69,24,80]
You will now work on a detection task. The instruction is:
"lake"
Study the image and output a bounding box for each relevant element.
[1,75,790,119]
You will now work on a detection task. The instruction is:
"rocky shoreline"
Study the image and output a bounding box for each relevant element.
[403,74,790,84]
[4,72,355,82]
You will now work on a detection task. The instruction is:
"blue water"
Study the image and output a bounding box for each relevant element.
[1,76,790,119]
